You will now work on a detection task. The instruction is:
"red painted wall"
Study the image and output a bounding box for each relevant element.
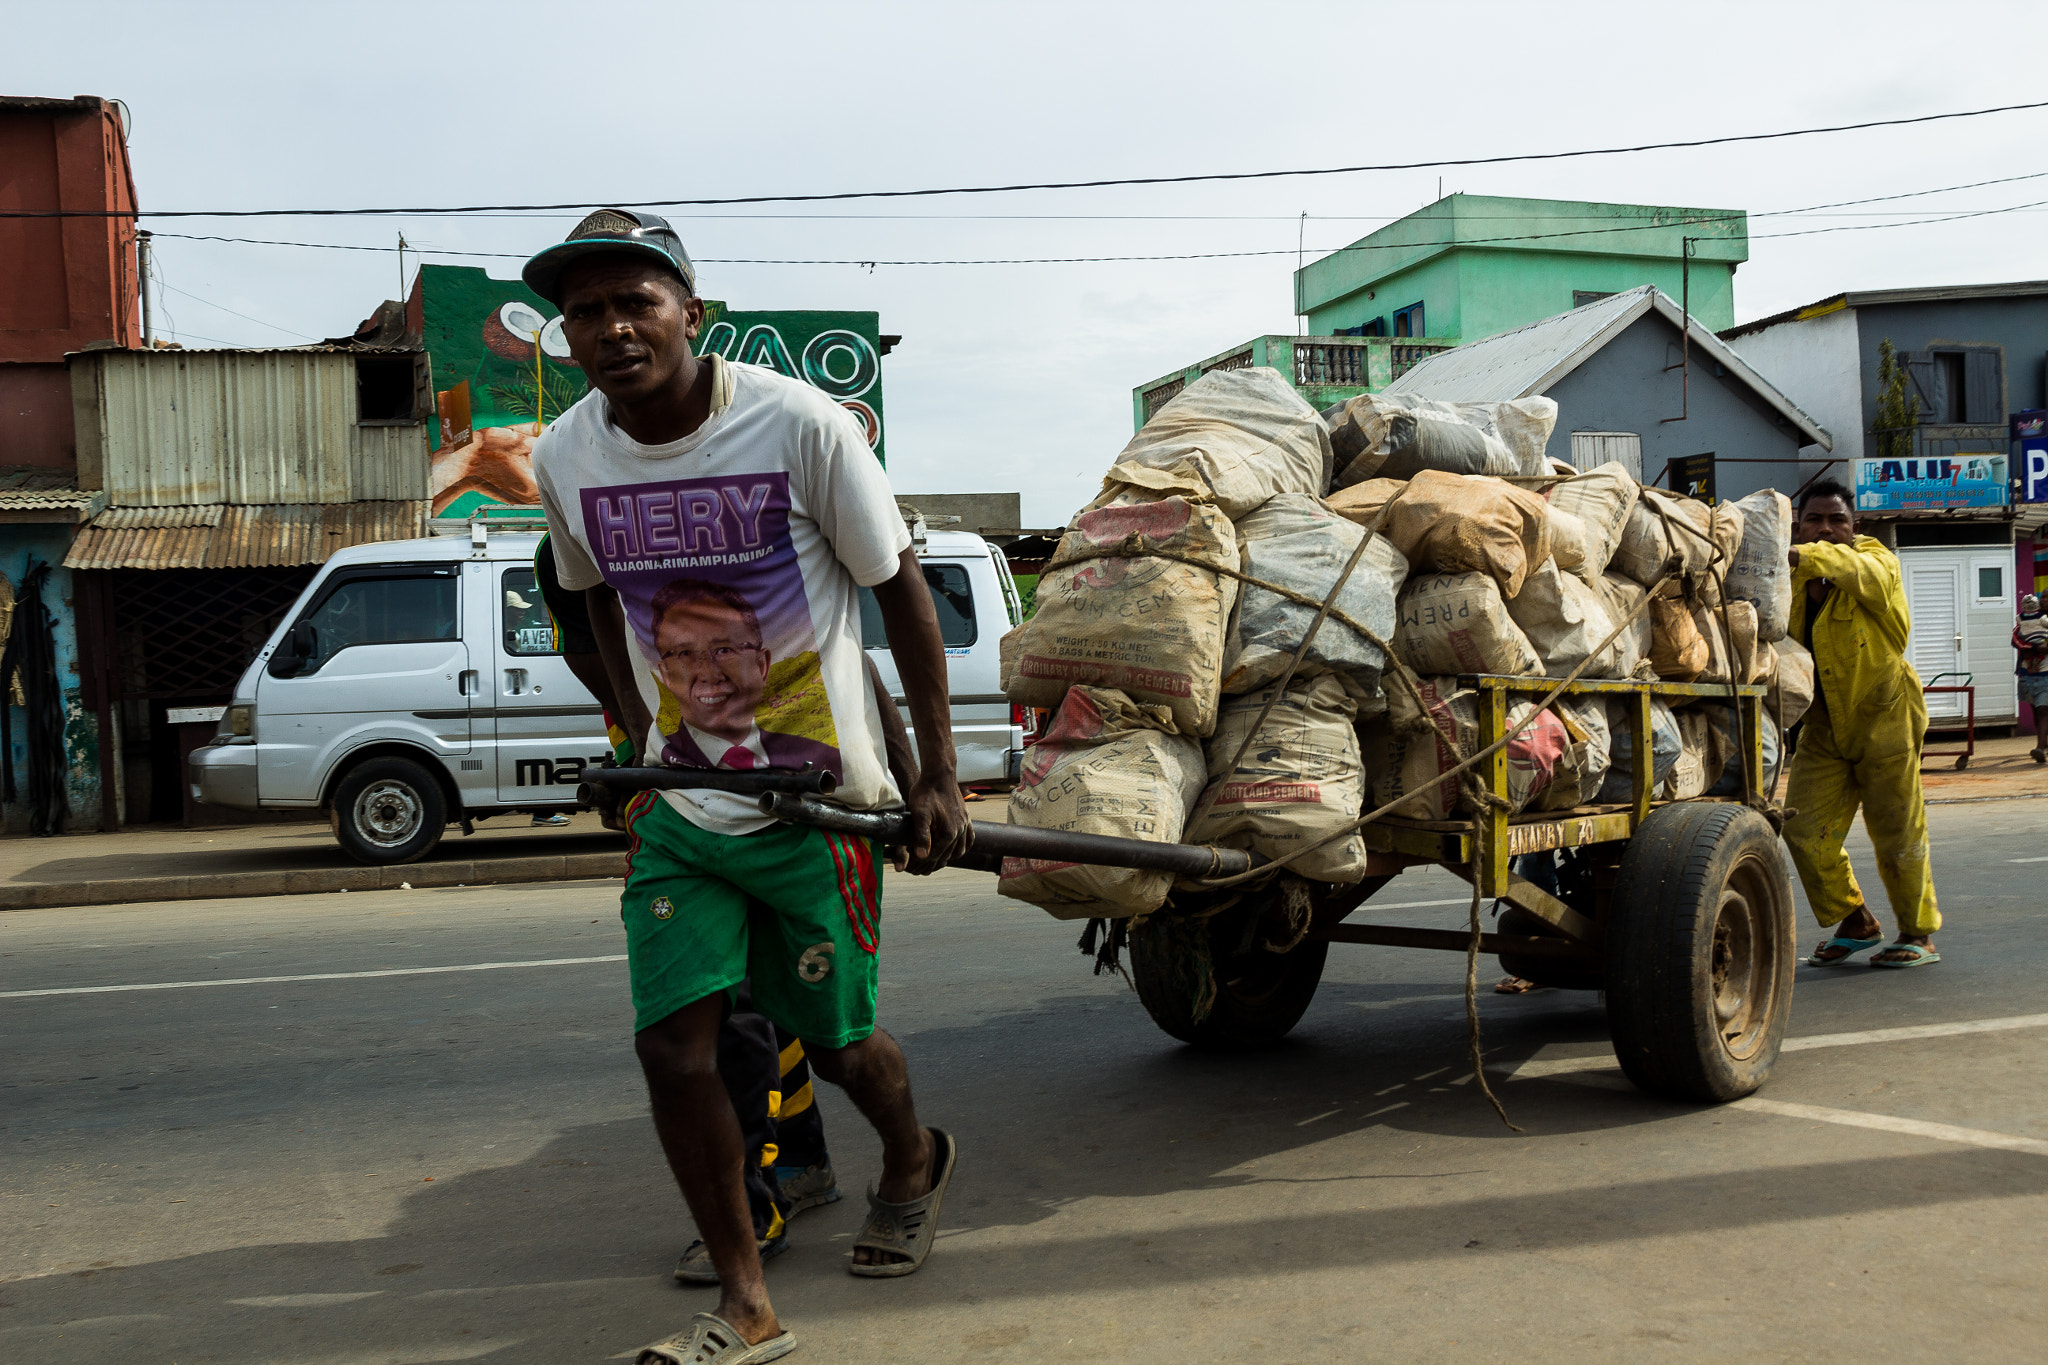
[0,95,141,470]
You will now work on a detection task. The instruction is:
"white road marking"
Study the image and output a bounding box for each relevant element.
[1351,993,1467,1012]
[1502,1011,2048,1081]
[1369,897,1477,910]
[228,1292,385,1307]
[2008,856,2048,862]
[0,955,626,999]
[1730,1097,2048,1157]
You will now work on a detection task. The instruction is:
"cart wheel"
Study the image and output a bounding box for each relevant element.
[1954,755,1970,771]
[1129,901,1327,1051]
[1605,803,1794,1102]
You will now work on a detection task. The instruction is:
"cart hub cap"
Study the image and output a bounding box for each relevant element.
[1709,855,1782,1062]
[355,780,423,847]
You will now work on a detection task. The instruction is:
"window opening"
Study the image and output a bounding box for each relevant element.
[356,355,417,422]
[1573,290,1614,309]
[1392,302,1425,338]
[502,567,560,655]
[858,563,977,649]
[293,573,459,672]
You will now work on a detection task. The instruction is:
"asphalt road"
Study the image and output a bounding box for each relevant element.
[4,798,2045,1364]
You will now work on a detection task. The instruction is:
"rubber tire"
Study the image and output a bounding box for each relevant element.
[332,757,448,866]
[1129,907,1328,1051]
[1605,802,1795,1103]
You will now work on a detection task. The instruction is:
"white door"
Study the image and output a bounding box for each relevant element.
[255,566,471,802]
[1906,562,1966,719]
[490,562,612,803]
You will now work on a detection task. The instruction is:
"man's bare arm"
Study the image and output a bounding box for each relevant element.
[868,548,970,874]
[586,585,654,755]
[864,654,920,799]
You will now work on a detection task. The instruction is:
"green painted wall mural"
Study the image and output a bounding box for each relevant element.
[415,265,887,521]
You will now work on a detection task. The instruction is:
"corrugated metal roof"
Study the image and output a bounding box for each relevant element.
[1721,279,2048,338]
[0,469,108,521]
[1386,285,1833,451]
[63,501,428,571]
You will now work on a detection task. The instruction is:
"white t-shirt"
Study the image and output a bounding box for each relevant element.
[535,355,911,834]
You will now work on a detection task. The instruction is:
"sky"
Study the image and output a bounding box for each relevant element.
[15,0,2048,525]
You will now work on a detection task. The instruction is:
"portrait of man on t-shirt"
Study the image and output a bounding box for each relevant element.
[652,576,837,775]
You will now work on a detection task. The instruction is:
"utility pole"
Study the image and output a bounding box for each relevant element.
[137,229,153,347]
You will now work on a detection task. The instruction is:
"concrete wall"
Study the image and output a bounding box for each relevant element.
[1723,304,1864,469]
[0,529,100,832]
[0,364,77,469]
[1542,312,1809,500]
[1854,297,2048,428]
[893,492,1023,535]
[0,97,141,363]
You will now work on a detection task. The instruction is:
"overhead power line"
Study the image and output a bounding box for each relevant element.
[9,99,2048,220]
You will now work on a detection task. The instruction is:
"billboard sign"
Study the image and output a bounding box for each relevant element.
[2015,410,2048,504]
[415,265,887,521]
[1854,454,2008,512]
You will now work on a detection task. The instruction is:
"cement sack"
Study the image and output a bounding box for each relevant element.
[1724,490,1795,642]
[1323,393,1556,488]
[998,686,1206,920]
[1008,480,1238,737]
[1361,677,1569,819]
[1649,595,1708,681]
[1765,637,1816,729]
[1547,506,1591,575]
[1328,469,1553,597]
[1506,558,1628,678]
[1185,676,1369,883]
[1394,571,1543,676]
[1221,493,1409,698]
[1545,462,1640,579]
[1706,706,1784,797]
[1533,695,1614,812]
[1691,600,1760,686]
[1610,488,1745,588]
[1597,695,1683,803]
[1662,707,1714,800]
[1597,572,1655,678]
[1113,367,1329,519]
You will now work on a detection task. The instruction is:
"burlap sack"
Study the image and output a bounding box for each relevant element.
[998,686,1206,919]
[1185,676,1369,883]
[1547,506,1590,575]
[1694,600,1760,685]
[1597,572,1655,678]
[1115,367,1329,518]
[1598,695,1683,802]
[1361,678,1569,818]
[1706,706,1782,797]
[1221,493,1409,699]
[1329,470,1552,597]
[1506,558,1627,678]
[1649,595,1708,680]
[1324,393,1556,488]
[1765,637,1816,729]
[1725,490,1794,642]
[1545,462,1640,579]
[1394,571,1543,676]
[1533,695,1614,812]
[1008,483,1239,737]
[1663,707,1714,800]
[1610,488,1745,588]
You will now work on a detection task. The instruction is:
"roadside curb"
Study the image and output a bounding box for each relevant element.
[0,851,625,912]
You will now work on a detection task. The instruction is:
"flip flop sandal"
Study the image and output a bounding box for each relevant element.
[637,1312,795,1364]
[1871,943,1941,969]
[1808,933,1884,966]
[848,1126,957,1279]
[673,1229,788,1285]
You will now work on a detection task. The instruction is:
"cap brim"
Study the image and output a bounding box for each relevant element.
[522,239,691,305]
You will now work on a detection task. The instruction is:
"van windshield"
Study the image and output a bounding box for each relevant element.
[859,563,976,649]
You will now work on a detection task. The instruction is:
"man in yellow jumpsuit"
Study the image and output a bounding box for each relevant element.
[1783,479,1940,967]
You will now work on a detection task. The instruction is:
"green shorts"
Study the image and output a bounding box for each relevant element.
[621,792,883,1046]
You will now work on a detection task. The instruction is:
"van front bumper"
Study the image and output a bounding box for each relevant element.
[189,741,261,810]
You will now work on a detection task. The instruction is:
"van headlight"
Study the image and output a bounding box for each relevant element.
[226,705,253,738]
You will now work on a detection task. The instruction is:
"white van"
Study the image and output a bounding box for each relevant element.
[191,523,1026,864]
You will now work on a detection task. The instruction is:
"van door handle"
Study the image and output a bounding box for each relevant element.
[504,668,528,695]
[458,670,480,696]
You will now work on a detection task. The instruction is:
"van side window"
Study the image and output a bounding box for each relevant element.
[296,574,458,671]
[501,567,560,655]
[858,563,978,649]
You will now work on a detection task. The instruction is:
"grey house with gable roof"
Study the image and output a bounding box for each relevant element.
[1385,284,1832,503]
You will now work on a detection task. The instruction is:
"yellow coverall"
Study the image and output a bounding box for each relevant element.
[1782,535,1940,935]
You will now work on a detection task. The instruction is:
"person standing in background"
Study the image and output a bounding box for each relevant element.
[2016,592,2048,764]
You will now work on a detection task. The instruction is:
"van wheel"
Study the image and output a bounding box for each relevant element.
[333,758,447,865]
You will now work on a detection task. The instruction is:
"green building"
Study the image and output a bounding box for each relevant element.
[1131,194,1747,429]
